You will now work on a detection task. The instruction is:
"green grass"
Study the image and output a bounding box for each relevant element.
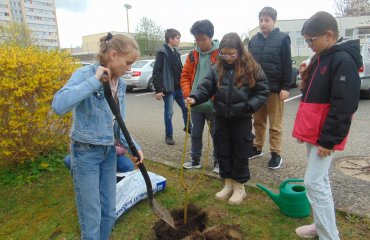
[0,154,369,240]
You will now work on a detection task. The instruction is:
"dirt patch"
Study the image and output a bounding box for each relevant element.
[204,205,228,220]
[336,156,370,182]
[183,224,243,240]
[153,204,242,240]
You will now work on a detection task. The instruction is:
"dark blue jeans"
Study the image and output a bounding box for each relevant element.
[191,110,216,161]
[163,89,189,137]
[70,141,116,240]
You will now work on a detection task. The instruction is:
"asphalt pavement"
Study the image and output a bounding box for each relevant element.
[124,88,370,218]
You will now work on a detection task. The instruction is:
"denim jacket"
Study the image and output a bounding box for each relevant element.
[52,63,141,151]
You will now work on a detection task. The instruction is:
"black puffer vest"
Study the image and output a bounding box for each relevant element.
[249,28,288,91]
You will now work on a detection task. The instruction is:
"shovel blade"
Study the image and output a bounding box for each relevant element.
[151,199,176,229]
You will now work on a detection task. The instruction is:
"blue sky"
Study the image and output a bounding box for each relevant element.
[55,0,336,48]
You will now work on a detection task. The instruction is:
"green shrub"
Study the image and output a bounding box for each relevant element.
[0,44,77,166]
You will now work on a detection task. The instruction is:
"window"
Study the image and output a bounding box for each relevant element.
[296,36,305,46]
[345,29,354,38]
[359,27,370,36]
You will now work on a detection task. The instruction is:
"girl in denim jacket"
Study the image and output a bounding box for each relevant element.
[52,33,143,240]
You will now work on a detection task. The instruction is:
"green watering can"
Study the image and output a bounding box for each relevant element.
[256,178,310,218]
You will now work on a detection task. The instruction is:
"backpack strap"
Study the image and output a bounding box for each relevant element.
[190,50,200,63]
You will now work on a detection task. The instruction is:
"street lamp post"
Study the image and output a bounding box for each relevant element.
[124,4,132,33]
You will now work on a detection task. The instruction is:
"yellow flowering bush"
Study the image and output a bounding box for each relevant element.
[0,44,78,166]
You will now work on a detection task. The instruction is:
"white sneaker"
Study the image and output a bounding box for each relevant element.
[295,224,317,238]
[183,159,201,169]
[212,163,219,174]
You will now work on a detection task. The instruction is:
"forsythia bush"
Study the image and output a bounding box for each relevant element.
[0,44,78,166]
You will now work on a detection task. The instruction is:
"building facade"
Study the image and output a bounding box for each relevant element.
[249,15,370,57]
[0,0,59,49]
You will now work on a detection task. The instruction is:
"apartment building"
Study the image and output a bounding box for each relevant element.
[0,0,59,49]
[249,15,370,57]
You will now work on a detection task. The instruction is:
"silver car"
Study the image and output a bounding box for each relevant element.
[123,59,155,92]
[360,41,370,99]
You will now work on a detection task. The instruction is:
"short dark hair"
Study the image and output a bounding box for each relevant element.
[165,28,181,43]
[259,7,277,21]
[301,11,339,39]
[190,19,214,38]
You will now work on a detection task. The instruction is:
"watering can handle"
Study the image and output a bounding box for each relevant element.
[280,178,304,189]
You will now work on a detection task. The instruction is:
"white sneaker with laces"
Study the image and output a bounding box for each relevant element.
[183,159,201,169]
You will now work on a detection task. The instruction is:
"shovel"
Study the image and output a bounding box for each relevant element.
[101,74,176,229]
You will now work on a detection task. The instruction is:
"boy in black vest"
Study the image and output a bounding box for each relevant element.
[248,7,292,169]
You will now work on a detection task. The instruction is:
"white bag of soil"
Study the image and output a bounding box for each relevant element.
[115,170,167,219]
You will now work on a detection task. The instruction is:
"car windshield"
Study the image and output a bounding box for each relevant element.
[132,60,149,68]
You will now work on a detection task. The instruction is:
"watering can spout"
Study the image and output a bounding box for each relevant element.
[256,183,282,208]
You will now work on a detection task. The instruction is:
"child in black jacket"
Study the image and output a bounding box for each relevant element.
[293,12,361,239]
[186,32,269,205]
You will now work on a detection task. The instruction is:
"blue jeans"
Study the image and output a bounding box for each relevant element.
[163,89,189,137]
[191,110,216,161]
[65,154,134,173]
[304,143,339,240]
[70,141,117,240]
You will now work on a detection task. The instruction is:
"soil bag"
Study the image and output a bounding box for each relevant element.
[115,170,167,219]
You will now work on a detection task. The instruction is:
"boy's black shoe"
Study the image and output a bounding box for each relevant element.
[165,136,175,145]
[249,147,263,159]
[268,152,283,169]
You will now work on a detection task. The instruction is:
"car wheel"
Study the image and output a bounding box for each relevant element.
[360,89,370,99]
[147,77,155,92]
[291,69,298,88]
[126,87,134,92]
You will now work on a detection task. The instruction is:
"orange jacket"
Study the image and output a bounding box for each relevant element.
[180,49,219,98]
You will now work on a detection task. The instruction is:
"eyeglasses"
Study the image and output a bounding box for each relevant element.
[305,36,320,46]
[219,52,237,60]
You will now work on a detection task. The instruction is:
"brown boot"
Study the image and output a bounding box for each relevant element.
[228,181,246,205]
[215,178,233,200]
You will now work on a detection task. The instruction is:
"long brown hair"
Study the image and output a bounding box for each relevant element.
[217,32,260,88]
[97,33,139,66]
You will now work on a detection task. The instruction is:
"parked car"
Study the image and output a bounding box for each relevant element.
[359,41,370,99]
[291,60,299,88]
[181,53,189,65]
[298,54,315,79]
[80,61,92,66]
[298,41,370,99]
[123,59,155,92]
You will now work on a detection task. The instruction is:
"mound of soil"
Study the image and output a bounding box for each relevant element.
[153,204,243,240]
[184,224,242,240]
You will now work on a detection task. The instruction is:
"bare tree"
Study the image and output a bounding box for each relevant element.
[240,32,249,47]
[0,22,37,47]
[134,17,164,57]
[335,0,370,17]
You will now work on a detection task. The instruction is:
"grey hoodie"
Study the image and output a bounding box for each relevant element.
[191,39,219,112]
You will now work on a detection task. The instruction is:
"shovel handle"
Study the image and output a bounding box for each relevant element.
[102,79,154,202]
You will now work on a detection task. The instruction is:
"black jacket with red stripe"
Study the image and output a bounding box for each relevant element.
[293,38,361,150]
